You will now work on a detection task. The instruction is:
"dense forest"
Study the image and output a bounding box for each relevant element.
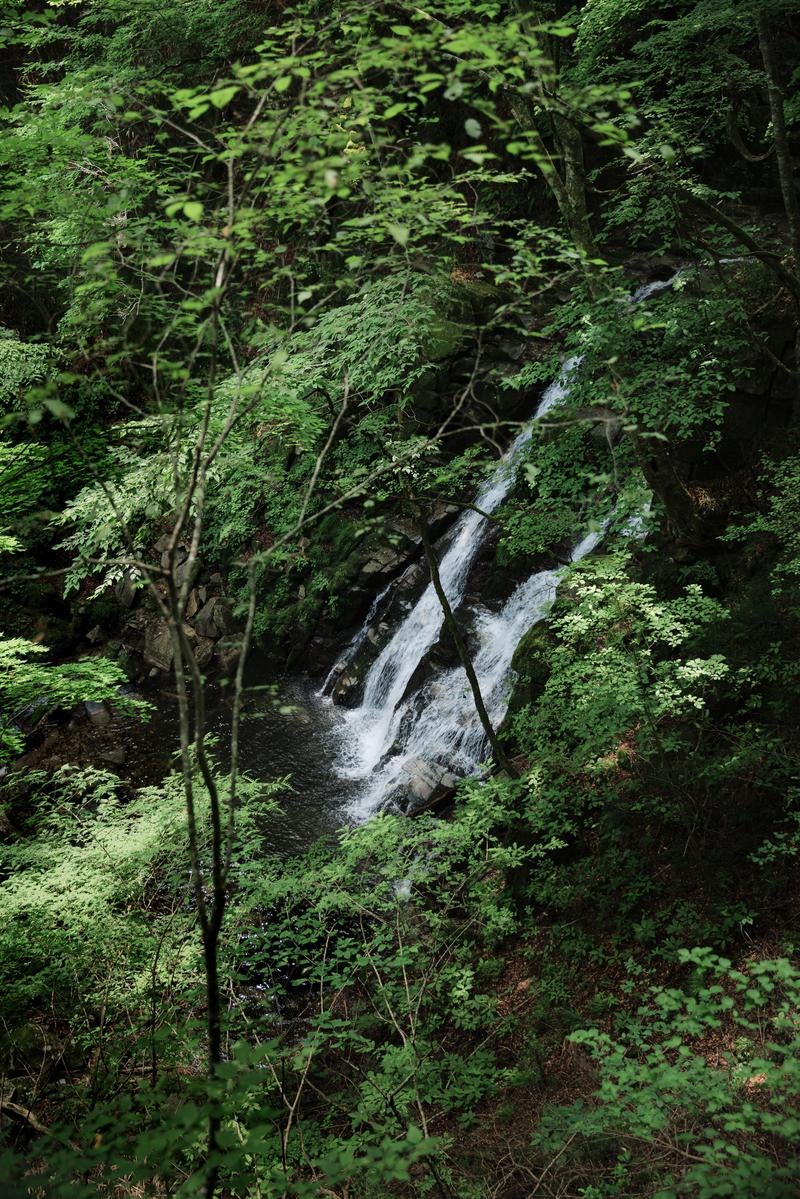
[1,1,800,1195]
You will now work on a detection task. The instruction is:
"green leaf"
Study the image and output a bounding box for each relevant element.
[42,398,75,421]
[183,201,203,222]
[464,118,482,139]
[209,85,239,109]
[387,222,410,247]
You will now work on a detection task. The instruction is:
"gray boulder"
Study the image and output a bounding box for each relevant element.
[143,619,174,671]
[192,596,234,640]
[84,701,112,728]
[401,757,461,806]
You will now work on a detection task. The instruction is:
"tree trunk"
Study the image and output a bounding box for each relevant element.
[632,434,704,550]
[551,111,597,260]
[757,14,800,272]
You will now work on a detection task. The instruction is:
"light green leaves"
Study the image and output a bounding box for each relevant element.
[209,85,239,108]
[387,221,410,247]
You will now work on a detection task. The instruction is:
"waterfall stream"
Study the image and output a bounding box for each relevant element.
[328,273,680,821]
[330,357,584,817]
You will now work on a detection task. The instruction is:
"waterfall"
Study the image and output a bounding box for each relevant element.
[319,580,393,696]
[332,357,581,802]
[331,274,678,820]
[344,526,603,820]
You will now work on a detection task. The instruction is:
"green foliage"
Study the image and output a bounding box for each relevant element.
[0,775,524,1196]
[513,551,731,769]
[1,1,799,1196]
[0,636,146,762]
[0,331,49,411]
[725,452,800,608]
[0,767,196,1026]
[511,269,761,447]
[533,951,800,1196]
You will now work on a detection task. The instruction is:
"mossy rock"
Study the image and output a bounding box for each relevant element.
[504,621,554,722]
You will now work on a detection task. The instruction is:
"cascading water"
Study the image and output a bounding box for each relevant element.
[331,273,680,820]
[344,526,603,819]
[319,580,393,697]
[332,357,582,806]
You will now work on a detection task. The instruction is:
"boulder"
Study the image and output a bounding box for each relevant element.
[183,624,215,669]
[331,672,362,707]
[143,619,174,671]
[84,701,111,728]
[191,596,234,640]
[214,635,242,674]
[358,545,406,586]
[175,555,199,588]
[185,589,201,620]
[400,757,461,807]
[403,757,441,802]
[98,747,127,766]
[115,572,137,609]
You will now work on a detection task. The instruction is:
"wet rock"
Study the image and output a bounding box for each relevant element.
[214,634,242,674]
[86,625,104,645]
[332,672,361,707]
[358,545,407,586]
[115,572,137,609]
[84,701,111,728]
[396,562,425,593]
[192,596,234,640]
[401,757,460,808]
[98,747,127,766]
[398,757,448,805]
[143,619,173,671]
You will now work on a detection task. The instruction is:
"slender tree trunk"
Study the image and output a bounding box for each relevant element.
[414,500,518,778]
[757,13,800,416]
[551,112,597,260]
[509,94,597,262]
[203,921,223,1199]
[757,14,800,271]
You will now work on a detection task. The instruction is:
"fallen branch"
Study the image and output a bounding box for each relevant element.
[0,1097,51,1137]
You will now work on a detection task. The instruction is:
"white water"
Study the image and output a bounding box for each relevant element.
[345,526,602,819]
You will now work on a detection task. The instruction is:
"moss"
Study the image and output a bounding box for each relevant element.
[503,621,554,728]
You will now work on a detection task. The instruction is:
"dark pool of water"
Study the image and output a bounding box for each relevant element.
[121,659,360,856]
